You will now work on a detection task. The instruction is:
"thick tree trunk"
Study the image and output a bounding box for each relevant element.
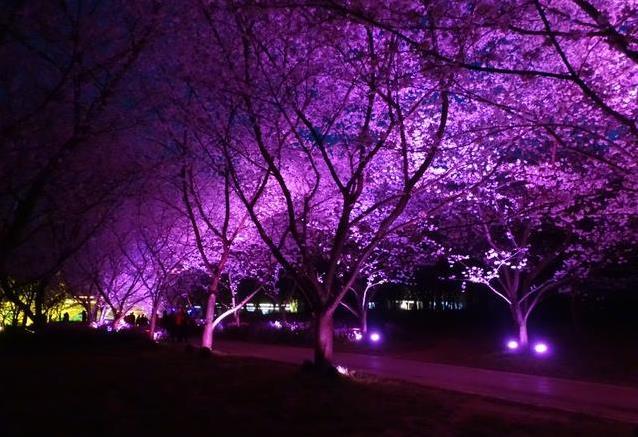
[518,321,528,347]
[83,299,96,323]
[149,312,158,339]
[149,301,159,340]
[201,292,217,349]
[314,310,334,367]
[200,253,227,349]
[112,313,123,329]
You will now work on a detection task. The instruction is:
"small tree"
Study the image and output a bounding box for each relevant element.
[340,229,440,334]
[125,206,192,339]
[450,161,629,347]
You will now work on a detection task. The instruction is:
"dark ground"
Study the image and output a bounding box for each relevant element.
[219,305,638,387]
[0,328,634,436]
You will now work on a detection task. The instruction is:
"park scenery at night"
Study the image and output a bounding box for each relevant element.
[1,0,638,435]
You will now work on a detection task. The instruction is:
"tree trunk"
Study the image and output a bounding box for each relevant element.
[518,321,528,347]
[149,312,158,339]
[88,304,97,323]
[201,253,227,349]
[149,301,159,340]
[201,291,217,349]
[83,299,96,323]
[112,313,123,329]
[513,306,529,347]
[231,292,240,327]
[98,305,107,323]
[360,306,368,335]
[314,310,334,367]
[33,286,46,329]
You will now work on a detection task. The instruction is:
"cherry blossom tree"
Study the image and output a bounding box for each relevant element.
[123,204,192,339]
[72,239,147,329]
[340,227,441,334]
[187,4,505,366]
[153,128,272,348]
[449,159,633,347]
[181,159,278,347]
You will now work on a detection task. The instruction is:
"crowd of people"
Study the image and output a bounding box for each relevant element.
[123,312,149,327]
[55,307,194,343]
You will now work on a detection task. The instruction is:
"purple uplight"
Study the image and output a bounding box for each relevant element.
[533,342,549,355]
[506,340,519,350]
[369,332,381,343]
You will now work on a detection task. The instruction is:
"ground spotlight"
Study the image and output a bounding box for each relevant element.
[533,342,549,355]
[506,339,519,350]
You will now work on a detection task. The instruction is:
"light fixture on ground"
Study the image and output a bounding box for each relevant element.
[336,365,350,376]
[533,342,549,355]
[506,339,519,350]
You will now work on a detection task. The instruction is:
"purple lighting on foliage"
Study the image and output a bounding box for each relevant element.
[533,342,549,355]
[369,332,381,343]
[506,340,519,350]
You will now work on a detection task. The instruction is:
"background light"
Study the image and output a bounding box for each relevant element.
[369,332,381,343]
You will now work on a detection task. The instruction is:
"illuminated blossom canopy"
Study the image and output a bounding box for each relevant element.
[0,0,636,363]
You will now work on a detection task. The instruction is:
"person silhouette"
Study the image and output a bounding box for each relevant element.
[175,308,188,342]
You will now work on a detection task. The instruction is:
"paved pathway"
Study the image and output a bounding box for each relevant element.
[215,340,638,424]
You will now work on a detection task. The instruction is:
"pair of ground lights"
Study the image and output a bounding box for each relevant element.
[506,339,550,355]
[352,330,381,343]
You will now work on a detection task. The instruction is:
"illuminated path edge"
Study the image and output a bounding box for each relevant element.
[214,340,638,425]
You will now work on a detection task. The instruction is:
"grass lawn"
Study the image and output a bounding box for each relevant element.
[336,329,638,387]
[0,333,634,436]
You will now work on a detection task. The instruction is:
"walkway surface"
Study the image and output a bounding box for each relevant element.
[215,340,638,424]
